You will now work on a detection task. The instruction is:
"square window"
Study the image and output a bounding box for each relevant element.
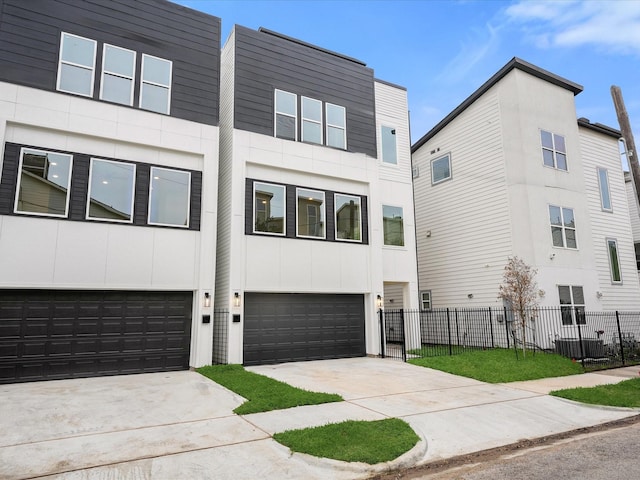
[383,205,404,246]
[431,154,451,184]
[540,130,568,171]
[57,32,97,97]
[140,54,172,114]
[326,103,346,149]
[100,44,135,106]
[381,126,397,165]
[335,193,361,241]
[275,90,297,141]
[296,188,325,238]
[14,148,73,217]
[254,182,286,235]
[87,158,135,222]
[148,167,190,227]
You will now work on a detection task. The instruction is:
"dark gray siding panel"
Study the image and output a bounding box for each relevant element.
[0,0,220,125]
[233,26,377,158]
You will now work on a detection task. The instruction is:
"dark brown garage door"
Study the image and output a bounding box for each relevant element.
[0,290,192,384]
[243,293,365,366]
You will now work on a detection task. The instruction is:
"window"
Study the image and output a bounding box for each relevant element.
[275,90,297,141]
[302,97,322,144]
[607,238,622,283]
[381,126,397,165]
[597,167,612,211]
[148,167,190,227]
[57,32,97,97]
[549,205,577,248]
[297,188,325,238]
[254,182,286,235]
[100,44,135,106]
[87,159,135,222]
[335,194,361,241]
[541,130,567,171]
[140,54,172,114]
[420,291,432,311]
[383,205,404,246]
[326,103,346,149]
[14,148,73,217]
[635,243,640,271]
[431,154,451,184]
[559,285,585,325]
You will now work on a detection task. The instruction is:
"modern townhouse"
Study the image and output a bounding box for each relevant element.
[625,171,640,275]
[0,0,221,383]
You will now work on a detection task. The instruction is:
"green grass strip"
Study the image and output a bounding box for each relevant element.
[273,418,420,464]
[409,348,583,383]
[196,364,342,414]
[550,377,640,407]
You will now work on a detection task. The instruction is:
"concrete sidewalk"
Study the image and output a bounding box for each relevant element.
[0,359,637,479]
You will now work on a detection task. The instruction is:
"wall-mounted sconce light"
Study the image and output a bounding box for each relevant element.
[203,291,211,308]
[596,291,603,299]
[233,292,241,308]
[467,294,474,299]
[549,253,556,260]
[376,295,383,309]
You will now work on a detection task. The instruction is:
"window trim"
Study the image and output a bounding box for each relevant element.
[420,291,432,311]
[606,237,623,284]
[100,43,136,106]
[301,96,323,145]
[381,125,398,165]
[296,187,326,239]
[597,167,613,212]
[56,32,97,98]
[334,193,362,242]
[14,147,73,218]
[253,181,287,236]
[147,166,191,228]
[549,204,578,249]
[431,153,452,185]
[326,103,347,150]
[540,129,568,171]
[86,158,136,224]
[274,89,298,141]
[139,53,173,115]
[382,204,405,247]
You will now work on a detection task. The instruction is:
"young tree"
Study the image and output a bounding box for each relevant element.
[498,256,539,357]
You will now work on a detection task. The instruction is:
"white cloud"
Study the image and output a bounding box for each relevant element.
[505,1,640,55]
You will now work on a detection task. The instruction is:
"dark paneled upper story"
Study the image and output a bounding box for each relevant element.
[233,26,377,158]
[0,0,220,125]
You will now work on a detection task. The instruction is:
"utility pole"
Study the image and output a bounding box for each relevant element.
[611,85,640,212]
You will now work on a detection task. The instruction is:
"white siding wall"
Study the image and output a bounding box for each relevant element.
[580,128,640,310]
[412,88,512,306]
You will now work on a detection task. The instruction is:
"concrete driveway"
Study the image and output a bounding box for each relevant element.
[1,358,637,479]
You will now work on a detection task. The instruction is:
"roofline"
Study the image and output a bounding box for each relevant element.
[577,117,621,139]
[374,77,407,91]
[411,57,584,153]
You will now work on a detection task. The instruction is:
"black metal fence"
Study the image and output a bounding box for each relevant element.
[379,307,640,371]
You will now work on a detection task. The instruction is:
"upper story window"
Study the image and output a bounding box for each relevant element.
[549,205,577,249]
[140,54,172,114]
[254,182,286,235]
[326,103,346,149]
[87,158,135,223]
[541,130,567,171]
[597,167,612,212]
[14,147,73,217]
[302,97,323,144]
[148,167,190,227]
[381,126,397,165]
[383,205,404,246]
[335,194,361,242]
[57,32,97,97]
[559,285,585,325]
[607,238,622,283]
[100,44,136,106]
[296,188,325,239]
[420,291,432,311]
[431,153,451,185]
[275,90,297,141]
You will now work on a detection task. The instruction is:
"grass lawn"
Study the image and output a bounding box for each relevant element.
[196,364,342,414]
[408,348,584,383]
[550,377,640,407]
[273,419,420,464]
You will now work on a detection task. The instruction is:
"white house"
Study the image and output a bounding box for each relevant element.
[625,171,640,277]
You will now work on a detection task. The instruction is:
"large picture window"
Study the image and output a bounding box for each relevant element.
[559,285,585,325]
[57,32,97,97]
[100,44,135,106]
[541,130,567,171]
[148,167,190,227]
[549,205,577,249]
[607,238,622,283]
[87,158,135,222]
[297,188,325,238]
[14,148,73,217]
[326,103,346,149]
[140,54,172,114]
[254,182,286,235]
[275,90,297,141]
[381,126,397,165]
[335,194,361,242]
[383,205,404,246]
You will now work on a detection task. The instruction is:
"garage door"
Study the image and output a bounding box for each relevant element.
[243,293,365,366]
[0,290,192,384]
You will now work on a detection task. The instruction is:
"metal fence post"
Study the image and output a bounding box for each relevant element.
[446,308,452,355]
[400,308,407,362]
[379,308,385,359]
[488,307,495,348]
[504,306,510,349]
[576,309,585,369]
[615,310,626,366]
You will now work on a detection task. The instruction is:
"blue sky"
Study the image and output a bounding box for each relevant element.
[175,0,640,169]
